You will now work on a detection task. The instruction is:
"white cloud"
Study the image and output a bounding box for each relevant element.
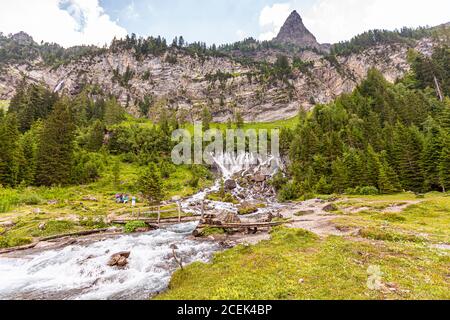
[0,0,127,47]
[258,3,292,41]
[259,0,450,43]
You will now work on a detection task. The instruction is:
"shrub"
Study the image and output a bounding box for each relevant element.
[19,193,43,205]
[0,235,33,248]
[359,227,423,242]
[222,193,238,204]
[238,204,258,215]
[278,182,300,202]
[200,227,226,237]
[39,220,75,236]
[124,221,148,233]
[346,186,379,195]
[79,216,108,229]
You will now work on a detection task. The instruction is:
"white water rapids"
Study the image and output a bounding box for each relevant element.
[0,153,283,300]
[0,223,219,300]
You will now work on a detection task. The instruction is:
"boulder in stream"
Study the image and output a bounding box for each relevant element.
[252,174,266,183]
[108,252,131,268]
[224,179,237,190]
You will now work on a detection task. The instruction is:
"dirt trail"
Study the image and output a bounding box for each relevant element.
[277,199,356,237]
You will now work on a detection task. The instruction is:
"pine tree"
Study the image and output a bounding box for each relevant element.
[35,98,76,186]
[18,123,42,185]
[201,106,212,131]
[439,99,450,131]
[439,140,450,192]
[0,114,22,186]
[138,163,165,206]
[331,157,348,193]
[365,145,381,187]
[393,124,425,192]
[104,97,125,126]
[422,118,444,191]
[235,111,244,129]
[87,120,105,152]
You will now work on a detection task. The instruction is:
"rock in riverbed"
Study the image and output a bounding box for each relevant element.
[108,252,131,268]
[224,179,237,190]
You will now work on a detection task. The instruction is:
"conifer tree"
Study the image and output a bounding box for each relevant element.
[0,114,22,186]
[87,120,105,152]
[104,97,125,126]
[331,157,348,193]
[439,140,450,192]
[138,163,165,206]
[393,124,424,192]
[201,106,212,131]
[18,124,41,185]
[35,98,76,186]
[377,153,401,194]
[422,119,444,190]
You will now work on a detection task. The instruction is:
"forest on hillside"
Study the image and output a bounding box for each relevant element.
[275,45,450,199]
[0,45,449,201]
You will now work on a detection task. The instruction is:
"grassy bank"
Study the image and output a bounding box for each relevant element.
[0,157,213,248]
[157,193,450,300]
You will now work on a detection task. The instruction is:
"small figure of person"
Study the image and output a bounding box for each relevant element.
[132,196,136,207]
[123,194,129,204]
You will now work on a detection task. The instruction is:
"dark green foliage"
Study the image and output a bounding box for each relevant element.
[0,114,22,186]
[392,124,424,192]
[439,139,450,192]
[201,106,212,131]
[107,122,174,161]
[71,150,104,185]
[137,95,153,117]
[283,66,448,197]
[422,118,444,190]
[138,163,165,206]
[274,55,292,80]
[9,81,57,132]
[35,98,76,186]
[112,66,135,88]
[331,27,431,56]
[124,221,148,233]
[86,120,106,152]
[18,123,41,185]
[407,46,450,99]
[104,97,125,126]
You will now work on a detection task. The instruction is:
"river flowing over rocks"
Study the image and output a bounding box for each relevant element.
[0,153,284,300]
[0,223,219,300]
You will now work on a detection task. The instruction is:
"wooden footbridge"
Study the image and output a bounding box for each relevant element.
[110,201,290,233]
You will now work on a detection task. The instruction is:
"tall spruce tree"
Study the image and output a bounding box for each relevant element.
[35,98,76,186]
[18,123,41,185]
[439,139,450,192]
[0,114,22,186]
[138,163,165,206]
[393,124,425,192]
[422,118,444,191]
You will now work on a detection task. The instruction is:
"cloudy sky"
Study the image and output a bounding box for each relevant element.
[0,0,449,47]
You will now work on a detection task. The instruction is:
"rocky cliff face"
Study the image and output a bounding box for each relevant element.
[273,10,322,51]
[0,12,446,122]
[0,38,439,122]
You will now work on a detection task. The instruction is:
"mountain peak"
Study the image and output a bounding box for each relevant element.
[273,10,321,50]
